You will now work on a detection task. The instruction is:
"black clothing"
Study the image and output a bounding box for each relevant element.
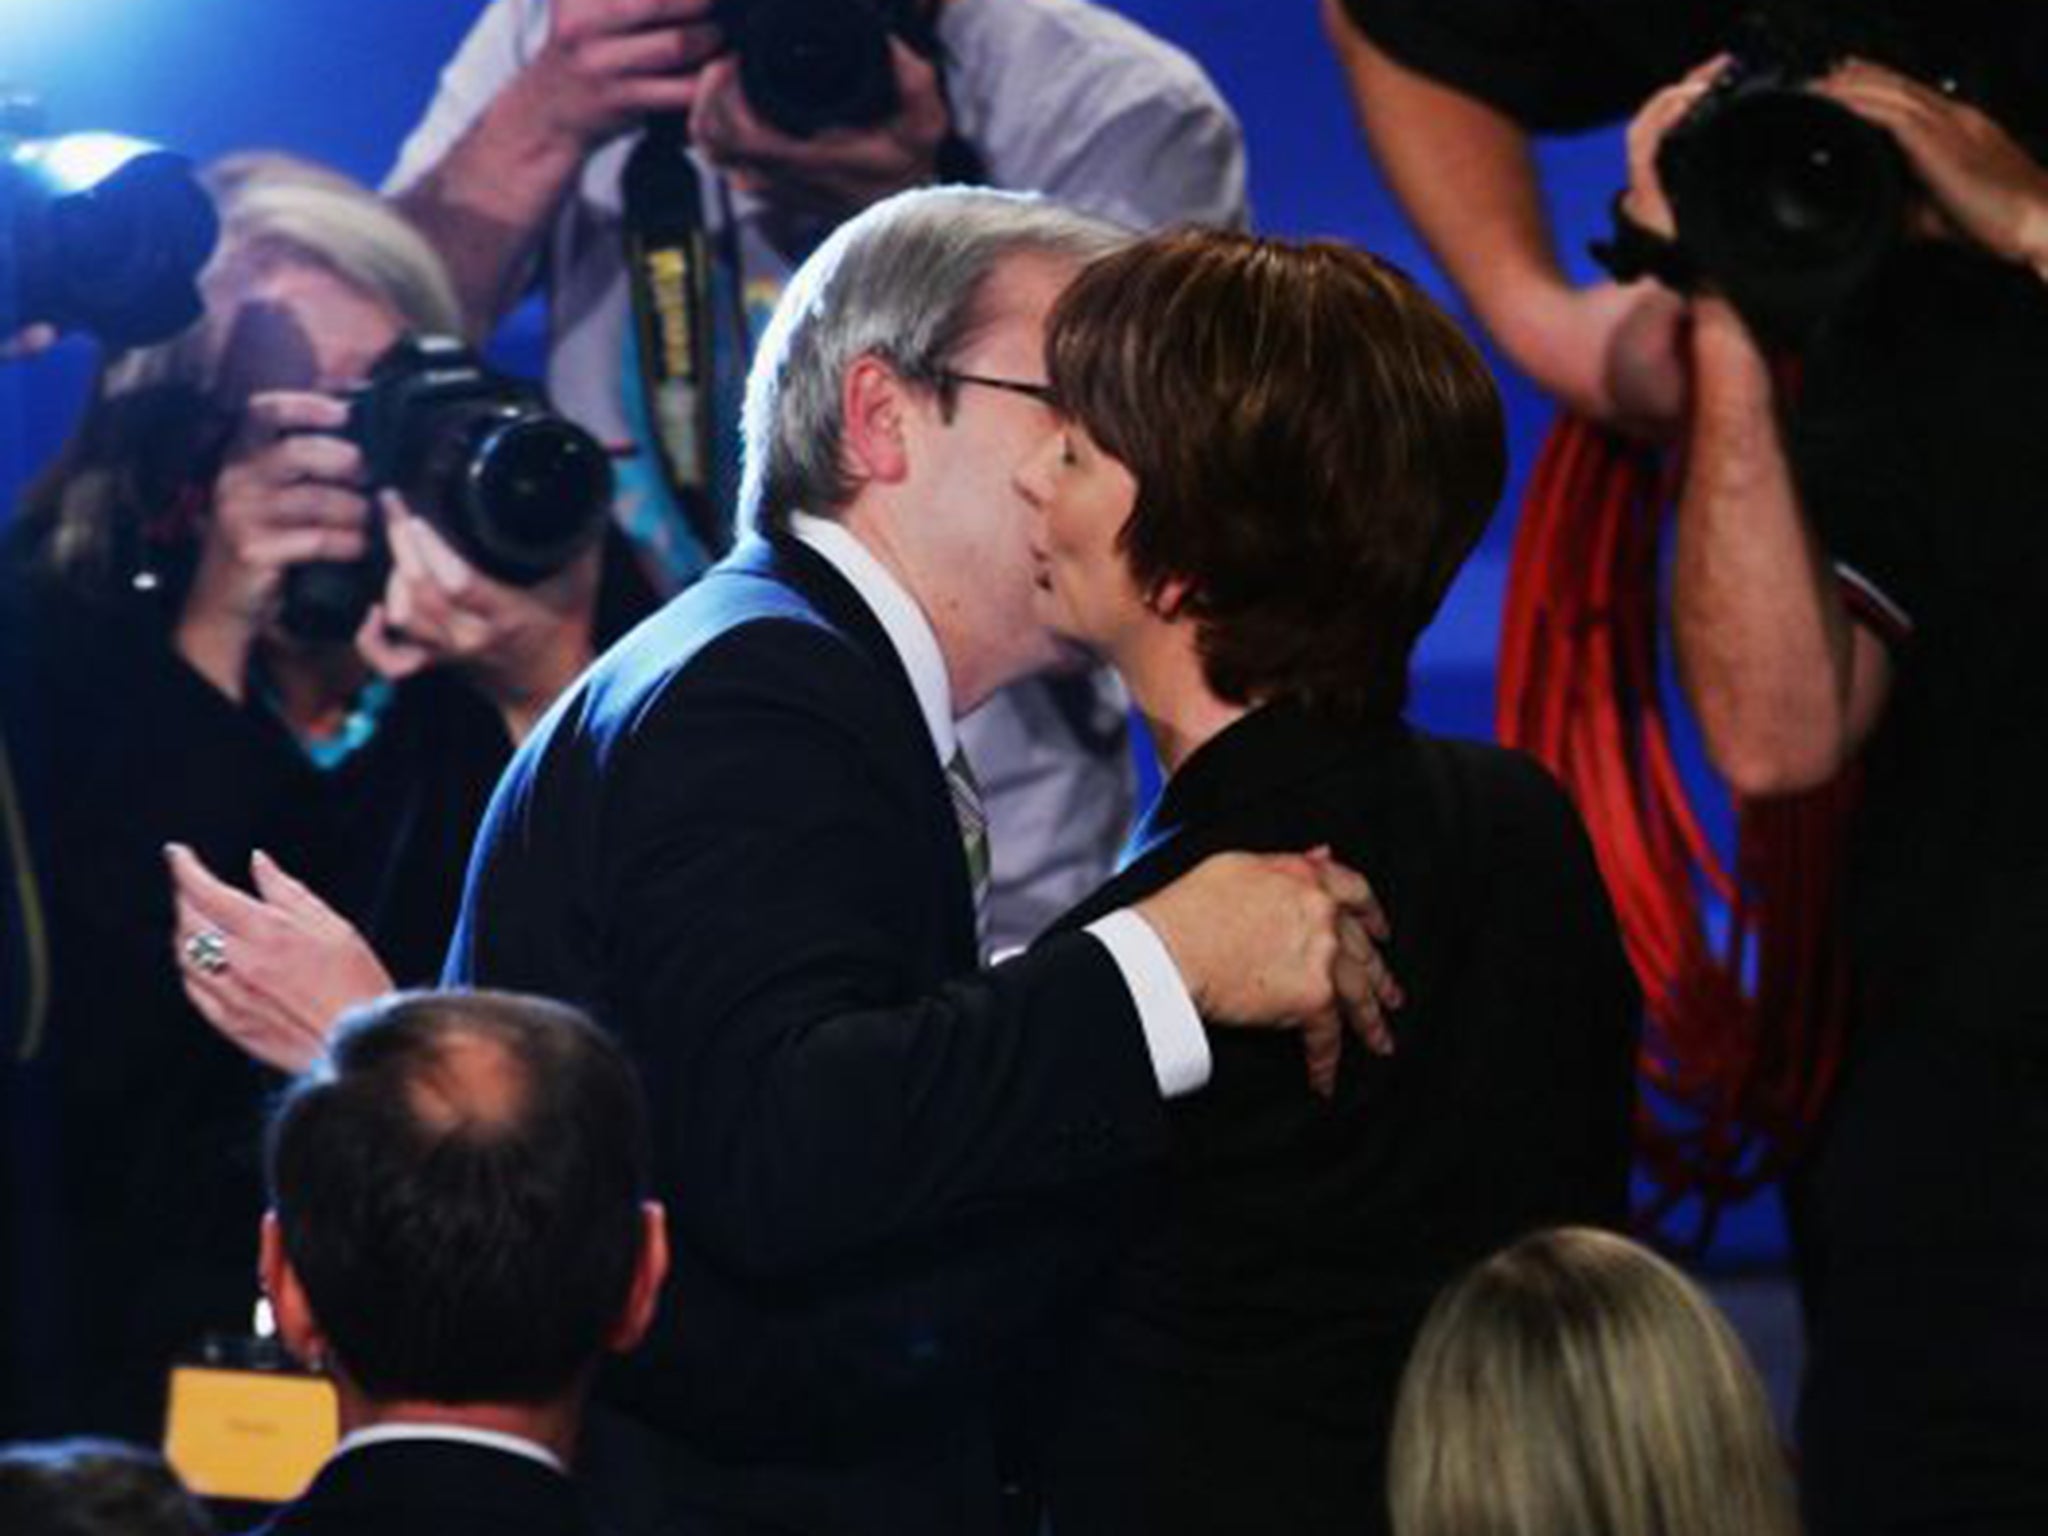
[0,567,512,1441]
[1036,703,1638,1536]
[247,1440,602,1536]
[1787,241,2048,1534]
[447,534,1167,1536]
[1338,0,1719,132]
[1338,0,2048,143]
[1795,242,2048,1053]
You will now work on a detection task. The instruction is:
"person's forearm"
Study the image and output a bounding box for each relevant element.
[392,67,593,338]
[1671,299,1872,793]
[1323,4,1571,369]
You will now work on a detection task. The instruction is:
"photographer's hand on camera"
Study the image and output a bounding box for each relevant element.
[356,491,599,744]
[393,0,722,334]
[174,390,373,703]
[689,38,947,239]
[1818,60,2048,281]
[1620,58,1729,245]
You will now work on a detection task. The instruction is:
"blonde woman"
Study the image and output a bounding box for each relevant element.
[1389,1227,1799,1536]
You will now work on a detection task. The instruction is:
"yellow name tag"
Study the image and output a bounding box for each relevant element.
[163,1365,337,1504]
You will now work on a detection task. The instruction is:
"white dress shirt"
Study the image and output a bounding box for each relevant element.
[791,514,1210,1097]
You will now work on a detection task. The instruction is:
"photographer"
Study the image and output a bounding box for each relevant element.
[387,0,1248,954]
[1332,2,2048,1527]
[0,155,598,1439]
[1647,61,2048,1535]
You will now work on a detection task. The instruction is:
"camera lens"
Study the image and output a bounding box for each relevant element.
[735,0,899,138]
[1712,94,1899,270]
[457,414,613,583]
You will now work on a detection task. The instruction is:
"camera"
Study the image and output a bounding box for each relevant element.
[1651,42,1908,343]
[283,335,614,643]
[719,0,938,139]
[2,95,218,348]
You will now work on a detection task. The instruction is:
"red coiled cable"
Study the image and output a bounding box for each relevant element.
[1497,413,1857,1247]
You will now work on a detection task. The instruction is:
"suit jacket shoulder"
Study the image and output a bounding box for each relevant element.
[250,1441,596,1536]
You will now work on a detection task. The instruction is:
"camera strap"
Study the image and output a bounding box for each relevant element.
[0,725,48,1063]
[622,127,731,563]
[1590,191,1698,294]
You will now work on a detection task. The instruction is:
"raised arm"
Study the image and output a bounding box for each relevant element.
[388,0,720,336]
[1320,0,1687,433]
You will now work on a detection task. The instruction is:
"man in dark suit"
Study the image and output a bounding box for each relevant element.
[444,187,1388,1535]
[252,988,669,1536]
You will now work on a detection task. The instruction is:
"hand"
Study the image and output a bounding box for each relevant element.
[527,0,723,152]
[1,324,56,361]
[176,391,372,699]
[1819,59,2048,274]
[1619,55,1730,239]
[688,39,948,230]
[1135,848,1402,1098]
[355,493,598,742]
[1535,281,1692,439]
[1510,54,1730,437]
[166,842,394,1074]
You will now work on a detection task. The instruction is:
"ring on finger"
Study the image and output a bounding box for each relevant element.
[183,927,229,976]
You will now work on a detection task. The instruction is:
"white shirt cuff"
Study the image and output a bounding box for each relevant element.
[1085,909,1211,1098]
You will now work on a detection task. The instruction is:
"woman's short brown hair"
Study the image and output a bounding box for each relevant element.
[1046,230,1504,723]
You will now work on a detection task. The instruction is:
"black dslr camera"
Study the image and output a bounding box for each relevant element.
[718,0,940,139]
[1653,39,1908,344]
[1,94,218,348]
[283,335,614,643]
[1597,15,1918,345]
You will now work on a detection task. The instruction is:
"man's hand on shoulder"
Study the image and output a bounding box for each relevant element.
[1134,847,1401,1097]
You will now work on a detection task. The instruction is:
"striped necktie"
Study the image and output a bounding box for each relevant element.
[945,746,992,956]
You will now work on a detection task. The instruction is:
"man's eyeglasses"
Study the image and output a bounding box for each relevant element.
[934,369,1061,410]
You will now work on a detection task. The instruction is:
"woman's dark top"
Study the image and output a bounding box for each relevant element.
[1037,701,1638,1536]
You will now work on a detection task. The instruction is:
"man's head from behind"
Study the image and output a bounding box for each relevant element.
[262,990,664,1409]
[738,185,1125,534]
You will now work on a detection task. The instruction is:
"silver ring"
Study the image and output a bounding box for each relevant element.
[184,928,228,976]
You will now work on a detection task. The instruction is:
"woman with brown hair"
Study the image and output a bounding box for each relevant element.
[1015,228,1639,1534]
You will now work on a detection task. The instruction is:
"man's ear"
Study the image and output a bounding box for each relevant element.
[260,1210,328,1371]
[839,355,915,486]
[608,1200,671,1355]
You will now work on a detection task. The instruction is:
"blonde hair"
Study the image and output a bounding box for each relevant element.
[1389,1227,1799,1536]
[21,152,460,585]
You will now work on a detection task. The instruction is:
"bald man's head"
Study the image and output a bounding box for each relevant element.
[265,990,651,1404]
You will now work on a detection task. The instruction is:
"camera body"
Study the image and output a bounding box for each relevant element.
[282,335,613,643]
[718,0,938,139]
[1654,43,1908,343]
[0,101,218,348]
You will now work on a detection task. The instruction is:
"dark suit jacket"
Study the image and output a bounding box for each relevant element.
[248,1440,598,1536]
[445,534,1167,1535]
[1036,700,1639,1536]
